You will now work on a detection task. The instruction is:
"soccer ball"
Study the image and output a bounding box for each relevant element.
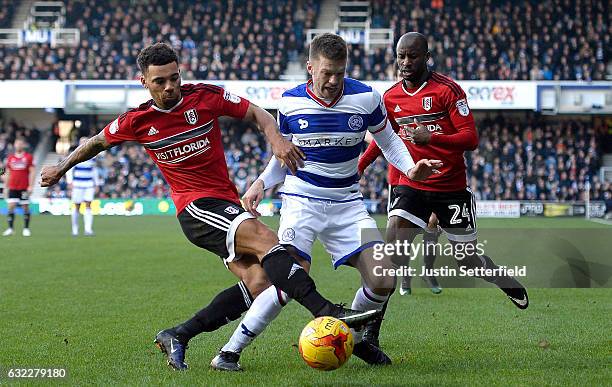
[298,316,354,371]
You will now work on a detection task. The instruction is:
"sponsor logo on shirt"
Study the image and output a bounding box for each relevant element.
[154,137,211,164]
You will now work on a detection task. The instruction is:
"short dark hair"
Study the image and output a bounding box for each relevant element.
[137,43,179,74]
[309,33,347,61]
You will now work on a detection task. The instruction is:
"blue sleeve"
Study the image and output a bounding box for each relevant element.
[367,90,388,133]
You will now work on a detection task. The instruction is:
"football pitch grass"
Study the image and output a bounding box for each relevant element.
[1,215,610,386]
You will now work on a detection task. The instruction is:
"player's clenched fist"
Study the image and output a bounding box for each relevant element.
[40,165,64,187]
[407,159,443,181]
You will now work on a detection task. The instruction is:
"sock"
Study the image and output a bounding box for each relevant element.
[23,212,30,229]
[221,286,290,354]
[84,208,93,233]
[261,245,332,316]
[423,231,439,271]
[351,286,389,342]
[7,212,14,229]
[71,207,79,235]
[458,254,499,284]
[174,281,253,343]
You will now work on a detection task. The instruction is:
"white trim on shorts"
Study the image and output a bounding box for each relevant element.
[388,208,429,229]
[225,211,256,264]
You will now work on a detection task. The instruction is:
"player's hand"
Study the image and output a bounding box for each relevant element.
[271,138,305,174]
[410,118,432,145]
[40,165,64,187]
[242,179,265,217]
[407,159,443,181]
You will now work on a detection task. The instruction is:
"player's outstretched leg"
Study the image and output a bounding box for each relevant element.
[348,247,397,366]
[235,219,381,327]
[454,246,528,309]
[422,228,442,294]
[211,284,290,371]
[154,279,256,370]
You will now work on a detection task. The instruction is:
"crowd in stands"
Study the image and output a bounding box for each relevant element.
[0,0,16,28]
[1,1,608,81]
[0,0,319,80]
[351,0,610,81]
[44,115,610,214]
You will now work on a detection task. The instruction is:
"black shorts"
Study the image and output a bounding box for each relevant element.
[178,198,254,265]
[387,184,398,213]
[389,185,477,242]
[7,189,29,204]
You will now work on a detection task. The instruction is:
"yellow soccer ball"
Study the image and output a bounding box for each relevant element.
[298,316,354,371]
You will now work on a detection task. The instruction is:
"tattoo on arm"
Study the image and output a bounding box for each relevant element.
[57,132,111,174]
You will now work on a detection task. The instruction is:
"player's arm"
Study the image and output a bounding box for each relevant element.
[358,139,383,175]
[371,121,442,181]
[413,90,478,150]
[242,155,288,217]
[243,103,305,174]
[41,131,112,187]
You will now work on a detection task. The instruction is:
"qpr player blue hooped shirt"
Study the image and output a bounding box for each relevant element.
[276,78,387,202]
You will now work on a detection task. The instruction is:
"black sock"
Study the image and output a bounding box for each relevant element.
[423,232,438,271]
[261,245,331,316]
[363,288,394,346]
[24,213,30,228]
[7,212,14,229]
[173,281,253,343]
[458,254,499,284]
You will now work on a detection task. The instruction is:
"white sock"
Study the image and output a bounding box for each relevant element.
[221,286,290,354]
[71,207,80,235]
[351,286,389,342]
[84,208,93,233]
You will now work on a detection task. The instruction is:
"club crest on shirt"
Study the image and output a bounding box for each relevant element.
[456,99,470,116]
[184,108,198,125]
[348,114,364,131]
[422,96,432,111]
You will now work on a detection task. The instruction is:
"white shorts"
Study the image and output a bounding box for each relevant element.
[278,194,383,269]
[72,187,95,203]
